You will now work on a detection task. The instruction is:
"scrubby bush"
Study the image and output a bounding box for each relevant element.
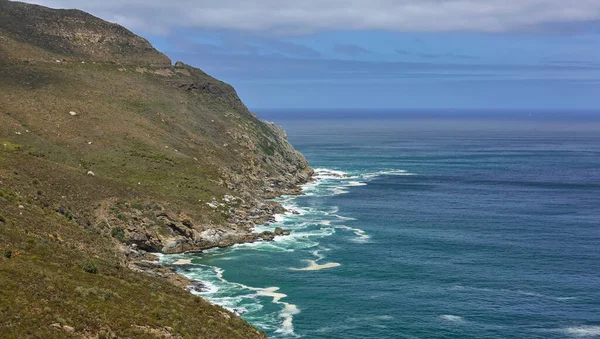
[3,248,12,259]
[111,227,125,242]
[56,206,74,220]
[83,259,98,274]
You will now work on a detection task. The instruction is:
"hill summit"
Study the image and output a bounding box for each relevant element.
[0,0,171,65]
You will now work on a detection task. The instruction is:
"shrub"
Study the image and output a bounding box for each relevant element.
[3,249,12,259]
[0,214,6,223]
[56,206,74,221]
[131,202,144,211]
[111,227,125,242]
[83,260,98,274]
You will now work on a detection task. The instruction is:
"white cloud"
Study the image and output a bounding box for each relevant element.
[18,0,600,35]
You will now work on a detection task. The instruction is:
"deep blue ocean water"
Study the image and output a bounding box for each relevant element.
[161,112,600,338]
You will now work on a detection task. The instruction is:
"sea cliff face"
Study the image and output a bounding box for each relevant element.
[0,0,310,337]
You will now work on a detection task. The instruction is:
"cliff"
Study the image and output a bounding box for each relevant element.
[0,1,311,337]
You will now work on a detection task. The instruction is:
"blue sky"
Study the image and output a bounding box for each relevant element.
[23,0,600,110]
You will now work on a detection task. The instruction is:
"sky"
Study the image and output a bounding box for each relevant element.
[20,0,600,110]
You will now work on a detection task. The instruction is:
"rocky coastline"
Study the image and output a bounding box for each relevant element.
[125,167,314,290]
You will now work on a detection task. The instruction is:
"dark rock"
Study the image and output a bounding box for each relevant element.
[256,231,275,242]
[187,281,206,294]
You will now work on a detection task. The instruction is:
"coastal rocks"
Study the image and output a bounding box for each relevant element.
[129,232,162,252]
[157,213,194,238]
[256,231,275,242]
[187,280,207,294]
[128,257,194,289]
[274,227,291,236]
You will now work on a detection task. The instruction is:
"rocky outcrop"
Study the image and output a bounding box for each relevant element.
[102,198,298,255]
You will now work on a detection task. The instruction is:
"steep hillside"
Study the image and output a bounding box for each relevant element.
[0,0,311,337]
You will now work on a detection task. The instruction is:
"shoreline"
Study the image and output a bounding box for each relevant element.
[127,167,316,295]
[154,167,378,336]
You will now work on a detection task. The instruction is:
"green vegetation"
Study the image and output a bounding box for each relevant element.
[0,0,309,337]
[0,202,264,338]
[111,227,126,242]
[82,259,99,274]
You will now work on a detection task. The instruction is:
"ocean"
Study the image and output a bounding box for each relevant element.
[160,111,600,338]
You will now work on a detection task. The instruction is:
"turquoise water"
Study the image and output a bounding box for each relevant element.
[161,113,600,338]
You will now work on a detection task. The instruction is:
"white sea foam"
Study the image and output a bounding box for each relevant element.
[332,187,350,195]
[440,315,465,323]
[362,169,416,180]
[184,263,302,336]
[313,168,352,179]
[290,260,341,271]
[562,326,600,337]
[335,214,357,221]
[256,287,300,336]
[173,259,192,265]
[337,225,371,242]
[311,249,325,261]
[230,241,293,252]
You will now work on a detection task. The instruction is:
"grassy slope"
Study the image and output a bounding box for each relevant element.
[0,1,310,337]
[0,66,270,339]
[0,191,264,338]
